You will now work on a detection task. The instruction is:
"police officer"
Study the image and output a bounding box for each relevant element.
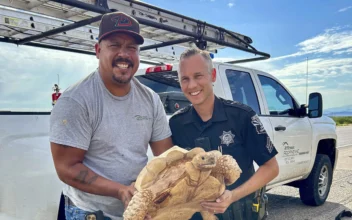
[169,48,279,220]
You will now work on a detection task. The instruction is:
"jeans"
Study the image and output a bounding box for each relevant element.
[65,205,112,220]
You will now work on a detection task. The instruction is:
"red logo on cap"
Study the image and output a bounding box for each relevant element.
[111,15,132,27]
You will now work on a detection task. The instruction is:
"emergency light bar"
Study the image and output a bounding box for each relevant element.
[146,64,173,74]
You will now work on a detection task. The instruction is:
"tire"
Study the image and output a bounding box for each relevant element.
[299,154,333,206]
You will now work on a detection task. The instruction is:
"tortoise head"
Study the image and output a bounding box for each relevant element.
[191,150,222,170]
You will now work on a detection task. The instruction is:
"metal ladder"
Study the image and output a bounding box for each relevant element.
[0,0,270,64]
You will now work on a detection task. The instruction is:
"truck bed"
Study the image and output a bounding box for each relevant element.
[0,113,156,220]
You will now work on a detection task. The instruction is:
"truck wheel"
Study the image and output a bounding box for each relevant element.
[299,154,332,206]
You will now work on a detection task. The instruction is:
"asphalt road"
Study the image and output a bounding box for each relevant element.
[337,125,352,147]
[266,126,352,220]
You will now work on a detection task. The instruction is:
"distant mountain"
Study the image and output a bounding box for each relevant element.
[324,105,352,116]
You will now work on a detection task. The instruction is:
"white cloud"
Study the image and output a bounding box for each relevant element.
[228,3,234,8]
[271,25,352,61]
[340,82,352,87]
[289,86,352,108]
[214,56,279,74]
[338,6,352,12]
[237,56,352,109]
[237,59,276,72]
[247,57,352,108]
[334,48,352,55]
[213,57,236,62]
[270,58,352,78]
[298,27,352,53]
[279,78,325,88]
[213,57,248,63]
[215,24,352,108]
[0,43,98,111]
[240,57,352,88]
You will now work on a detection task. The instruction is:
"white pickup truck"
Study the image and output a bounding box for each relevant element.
[0,62,338,220]
[135,62,338,206]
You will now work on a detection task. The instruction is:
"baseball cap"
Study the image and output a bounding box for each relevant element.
[98,11,144,44]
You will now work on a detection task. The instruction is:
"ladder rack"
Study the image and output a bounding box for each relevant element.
[0,0,270,64]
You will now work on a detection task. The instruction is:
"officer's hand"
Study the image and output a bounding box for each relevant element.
[200,190,234,214]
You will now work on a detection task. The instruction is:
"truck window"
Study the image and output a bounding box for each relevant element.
[225,69,260,114]
[258,75,295,116]
[135,71,181,93]
[135,71,190,115]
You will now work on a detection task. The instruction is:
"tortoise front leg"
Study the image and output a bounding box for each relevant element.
[212,155,242,186]
[123,189,153,220]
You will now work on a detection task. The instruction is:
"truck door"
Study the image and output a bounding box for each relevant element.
[256,74,313,182]
[217,65,274,170]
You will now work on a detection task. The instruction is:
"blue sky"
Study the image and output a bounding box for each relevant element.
[0,0,351,111]
[141,0,352,110]
[143,0,351,57]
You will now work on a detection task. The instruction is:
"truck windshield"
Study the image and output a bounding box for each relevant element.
[135,71,181,93]
[135,71,190,114]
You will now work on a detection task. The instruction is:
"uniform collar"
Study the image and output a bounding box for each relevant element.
[182,96,227,125]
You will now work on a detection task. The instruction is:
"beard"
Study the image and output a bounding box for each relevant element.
[111,57,134,84]
[112,74,133,84]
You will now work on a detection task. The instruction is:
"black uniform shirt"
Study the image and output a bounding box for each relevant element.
[169,96,278,189]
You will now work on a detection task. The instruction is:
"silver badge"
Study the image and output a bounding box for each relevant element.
[219,131,235,146]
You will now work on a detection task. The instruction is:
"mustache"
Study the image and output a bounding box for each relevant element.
[112,58,133,67]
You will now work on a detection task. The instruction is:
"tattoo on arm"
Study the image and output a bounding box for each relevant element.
[73,169,98,185]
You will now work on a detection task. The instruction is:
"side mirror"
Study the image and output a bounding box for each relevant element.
[308,92,323,118]
[298,104,307,117]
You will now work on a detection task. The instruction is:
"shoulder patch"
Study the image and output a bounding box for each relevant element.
[220,98,253,112]
[251,114,267,134]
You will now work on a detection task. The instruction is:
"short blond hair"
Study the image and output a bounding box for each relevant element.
[179,48,213,73]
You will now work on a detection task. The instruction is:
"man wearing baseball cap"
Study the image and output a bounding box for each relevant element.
[50,11,173,220]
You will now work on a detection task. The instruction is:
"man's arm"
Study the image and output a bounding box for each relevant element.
[149,93,174,156]
[201,110,279,213]
[201,157,278,213]
[51,143,135,208]
[231,111,279,200]
[149,137,173,156]
[231,156,278,201]
[50,97,137,209]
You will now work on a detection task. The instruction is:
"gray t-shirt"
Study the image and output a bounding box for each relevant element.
[49,69,171,219]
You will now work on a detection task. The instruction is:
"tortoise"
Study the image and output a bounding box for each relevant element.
[123,146,242,220]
